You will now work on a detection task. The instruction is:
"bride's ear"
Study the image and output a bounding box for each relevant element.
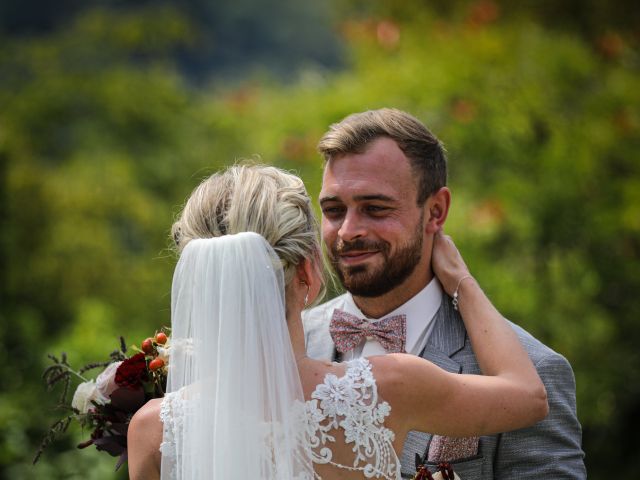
[295,258,321,305]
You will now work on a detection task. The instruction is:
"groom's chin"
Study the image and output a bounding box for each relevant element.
[340,272,394,298]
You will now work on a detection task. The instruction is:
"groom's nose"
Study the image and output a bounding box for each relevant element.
[338,210,367,241]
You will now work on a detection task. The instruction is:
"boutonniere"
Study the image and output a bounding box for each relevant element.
[413,462,461,480]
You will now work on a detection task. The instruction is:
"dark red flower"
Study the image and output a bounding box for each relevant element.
[114,353,147,388]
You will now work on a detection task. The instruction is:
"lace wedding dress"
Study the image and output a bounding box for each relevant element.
[160,357,401,480]
[303,357,401,479]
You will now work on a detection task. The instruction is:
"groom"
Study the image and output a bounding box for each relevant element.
[303,108,586,478]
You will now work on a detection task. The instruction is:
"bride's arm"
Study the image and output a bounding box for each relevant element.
[127,399,162,480]
[375,231,548,436]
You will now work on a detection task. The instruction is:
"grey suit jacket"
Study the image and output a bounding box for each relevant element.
[303,292,586,479]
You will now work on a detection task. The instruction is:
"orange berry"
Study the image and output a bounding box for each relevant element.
[141,338,154,354]
[155,332,168,345]
[149,358,165,371]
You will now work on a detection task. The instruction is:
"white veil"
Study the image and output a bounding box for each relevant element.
[162,232,313,479]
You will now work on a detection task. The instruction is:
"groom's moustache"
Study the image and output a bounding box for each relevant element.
[331,238,388,256]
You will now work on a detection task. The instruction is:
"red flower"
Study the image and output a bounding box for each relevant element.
[114,353,147,388]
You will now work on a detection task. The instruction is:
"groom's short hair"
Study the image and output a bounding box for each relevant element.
[317,108,447,205]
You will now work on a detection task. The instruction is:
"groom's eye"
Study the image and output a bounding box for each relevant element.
[322,205,345,217]
[365,205,389,214]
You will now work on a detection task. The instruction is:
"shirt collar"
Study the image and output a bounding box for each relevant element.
[342,277,443,353]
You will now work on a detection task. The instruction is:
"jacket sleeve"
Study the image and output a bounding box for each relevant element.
[494,352,586,479]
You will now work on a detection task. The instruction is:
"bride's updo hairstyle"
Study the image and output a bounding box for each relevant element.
[171,164,320,286]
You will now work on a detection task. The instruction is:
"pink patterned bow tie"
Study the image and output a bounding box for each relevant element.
[329,309,406,354]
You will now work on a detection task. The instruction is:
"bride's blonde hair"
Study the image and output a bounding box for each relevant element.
[172,164,321,286]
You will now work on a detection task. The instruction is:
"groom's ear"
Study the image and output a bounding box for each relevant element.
[424,187,451,234]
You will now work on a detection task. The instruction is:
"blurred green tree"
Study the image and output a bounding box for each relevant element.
[0,0,343,80]
[1,7,225,478]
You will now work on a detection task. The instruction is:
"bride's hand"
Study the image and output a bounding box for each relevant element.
[432,230,471,296]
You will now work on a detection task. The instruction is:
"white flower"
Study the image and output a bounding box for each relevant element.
[374,401,391,423]
[95,361,122,400]
[312,374,356,418]
[71,380,107,414]
[156,338,171,363]
[302,400,326,440]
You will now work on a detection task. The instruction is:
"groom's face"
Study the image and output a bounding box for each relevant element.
[319,137,429,298]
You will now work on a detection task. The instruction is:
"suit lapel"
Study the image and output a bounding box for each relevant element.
[420,345,462,373]
[402,293,468,474]
[420,292,467,372]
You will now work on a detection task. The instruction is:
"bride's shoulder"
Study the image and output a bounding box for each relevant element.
[129,398,164,438]
[128,398,164,479]
[366,354,445,401]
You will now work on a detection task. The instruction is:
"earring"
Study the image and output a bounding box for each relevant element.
[302,282,310,307]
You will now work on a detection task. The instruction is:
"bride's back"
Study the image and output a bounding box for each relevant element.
[300,358,403,480]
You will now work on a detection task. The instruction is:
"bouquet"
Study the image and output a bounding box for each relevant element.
[34,329,170,470]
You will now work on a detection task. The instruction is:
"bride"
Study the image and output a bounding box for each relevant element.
[127,164,548,480]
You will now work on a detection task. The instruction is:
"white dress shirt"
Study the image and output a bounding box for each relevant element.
[338,277,443,360]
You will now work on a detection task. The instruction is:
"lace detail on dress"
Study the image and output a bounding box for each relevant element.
[303,358,401,479]
[159,390,189,479]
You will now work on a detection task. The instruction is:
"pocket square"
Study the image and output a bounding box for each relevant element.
[427,435,479,463]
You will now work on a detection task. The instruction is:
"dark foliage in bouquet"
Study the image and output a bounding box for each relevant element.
[34,330,170,470]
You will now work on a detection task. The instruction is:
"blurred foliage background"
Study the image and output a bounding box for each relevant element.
[1,0,638,478]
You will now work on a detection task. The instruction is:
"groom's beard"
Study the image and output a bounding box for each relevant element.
[328,221,424,298]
